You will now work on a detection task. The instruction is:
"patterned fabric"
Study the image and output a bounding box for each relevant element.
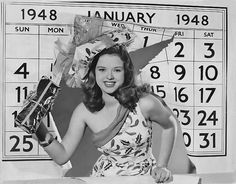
[91,103,156,176]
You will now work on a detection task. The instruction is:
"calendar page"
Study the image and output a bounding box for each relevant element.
[0,0,234,181]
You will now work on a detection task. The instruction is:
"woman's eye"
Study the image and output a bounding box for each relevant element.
[98,68,105,72]
[114,68,122,72]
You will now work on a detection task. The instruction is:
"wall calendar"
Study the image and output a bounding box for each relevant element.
[1,1,227,164]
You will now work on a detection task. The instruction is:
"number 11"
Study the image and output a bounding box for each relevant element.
[15,86,28,103]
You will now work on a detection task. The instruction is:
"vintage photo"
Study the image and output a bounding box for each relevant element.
[0,0,235,184]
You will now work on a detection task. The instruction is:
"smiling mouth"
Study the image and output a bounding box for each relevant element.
[104,81,116,87]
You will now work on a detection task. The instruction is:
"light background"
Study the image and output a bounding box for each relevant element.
[0,0,236,181]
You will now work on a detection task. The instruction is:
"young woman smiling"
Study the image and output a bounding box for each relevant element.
[33,44,177,183]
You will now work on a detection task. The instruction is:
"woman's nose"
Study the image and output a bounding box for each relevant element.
[107,70,114,79]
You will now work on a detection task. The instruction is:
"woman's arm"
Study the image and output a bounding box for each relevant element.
[139,94,177,182]
[36,103,87,165]
[156,115,177,167]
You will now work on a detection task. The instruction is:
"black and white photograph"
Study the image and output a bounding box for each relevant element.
[0,0,235,183]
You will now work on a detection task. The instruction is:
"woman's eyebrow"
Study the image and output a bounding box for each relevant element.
[96,66,123,68]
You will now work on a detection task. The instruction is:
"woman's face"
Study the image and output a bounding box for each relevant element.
[95,54,125,95]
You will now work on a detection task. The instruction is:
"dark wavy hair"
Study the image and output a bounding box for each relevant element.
[82,44,150,112]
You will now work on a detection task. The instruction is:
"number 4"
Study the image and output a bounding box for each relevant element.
[14,63,29,79]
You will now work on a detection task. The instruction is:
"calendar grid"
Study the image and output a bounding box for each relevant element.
[1,1,227,160]
[157,23,227,156]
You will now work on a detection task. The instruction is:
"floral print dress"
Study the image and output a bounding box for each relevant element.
[91,103,156,176]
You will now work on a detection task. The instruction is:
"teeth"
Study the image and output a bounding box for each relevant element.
[104,81,115,87]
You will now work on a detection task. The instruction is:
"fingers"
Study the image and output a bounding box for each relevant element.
[152,166,172,183]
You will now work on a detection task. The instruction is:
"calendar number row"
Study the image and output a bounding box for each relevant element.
[4,132,56,157]
[5,107,57,131]
[7,60,223,84]
[182,129,225,155]
[142,62,222,84]
[4,115,57,157]
[172,106,222,129]
[150,83,222,106]
[5,83,222,106]
[6,59,54,82]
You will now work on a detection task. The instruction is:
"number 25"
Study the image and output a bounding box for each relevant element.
[10,135,33,152]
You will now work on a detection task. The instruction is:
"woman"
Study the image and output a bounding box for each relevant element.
[35,44,177,183]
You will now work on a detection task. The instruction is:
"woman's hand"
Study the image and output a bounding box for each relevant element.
[151,166,173,183]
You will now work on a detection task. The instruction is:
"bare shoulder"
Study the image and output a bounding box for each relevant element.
[139,94,172,124]
[70,102,90,125]
[73,102,89,115]
[139,94,162,110]
[138,94,163,118]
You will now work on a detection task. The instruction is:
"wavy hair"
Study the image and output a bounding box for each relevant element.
[82,44,150,112]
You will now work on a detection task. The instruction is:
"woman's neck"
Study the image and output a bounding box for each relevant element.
[102,92,119,107]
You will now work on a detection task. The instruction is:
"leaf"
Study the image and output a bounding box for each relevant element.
[138,153,145,157]
[104,163,112,170]
[142,120,147,127]
[121,155,129,158]
[93,165,98,172]
[143,166,151,174]
[135,133,142,144]
[111,139,115,148]
[113,38,119,42]
[125,33,131,40]
[100,161,104,169]
[103,151,109,156]
[126,131,136,136]
[120,140,130,146]
[125,147,133,155]
[113,151,121,155]
[116,145,120,150]
[130,119,139,127]
[111,156,117,161]
[127,164,134,169]
[132,166,140,170]
[138,142,145,147]
[116,170,125,175]
[134,150,142,156]
[85,48,91,55]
